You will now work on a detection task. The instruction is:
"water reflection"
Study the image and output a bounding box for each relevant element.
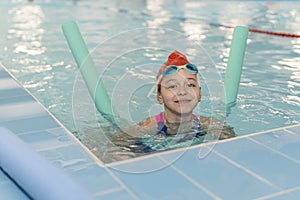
[278,48,300,107]
[6,4,50,94]
[146,1,171,28]
[9,5,46,56]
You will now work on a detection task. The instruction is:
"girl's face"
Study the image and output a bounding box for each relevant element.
[157,69,201,118]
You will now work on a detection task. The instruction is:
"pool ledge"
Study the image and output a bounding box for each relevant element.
[1,63,300,200]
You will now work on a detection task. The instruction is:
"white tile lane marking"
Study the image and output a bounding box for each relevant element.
[246,137,300,165]
[93,186,124,197]
[254,185,300,200]
[285,128,300,136]
[102,168,140,200]
[211,148,282,191]
[158,156,222,200]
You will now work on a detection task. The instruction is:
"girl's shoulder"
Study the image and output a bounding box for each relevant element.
[199,115,227,125]
[198,115,236,140]
[138,116,157,127]
[199,115,214,124]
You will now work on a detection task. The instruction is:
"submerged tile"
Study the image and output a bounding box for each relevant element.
[0,169,9,183]
[38,144,95,171]
[0,182,30,200]
[94,188,132,200]
[68,164,122,196]
[0,77,28,98]
[257,187,300,200]
[0,114,60,134]
[0,86,28,99]
[287,125,300,136]
[0,77,21,90]
[213,138,300,190]
[110,155,215,200]
[160,146,277,200]
[0,68,9,78]
[250,130,300,162]
[18,127,75,151]
[0,95,33,105]
[0,99,46,122]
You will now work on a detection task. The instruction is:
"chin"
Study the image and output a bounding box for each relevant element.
[175,109,193,116]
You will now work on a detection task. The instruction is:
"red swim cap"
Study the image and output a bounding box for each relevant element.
[156,50,190,79]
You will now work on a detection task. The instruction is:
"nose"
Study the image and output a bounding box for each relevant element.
[177,85,188,96]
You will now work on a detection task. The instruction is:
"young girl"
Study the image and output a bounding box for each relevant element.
[140,50,202,135]
[105,51,234,162]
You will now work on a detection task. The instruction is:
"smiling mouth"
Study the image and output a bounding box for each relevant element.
[175,99,191,104]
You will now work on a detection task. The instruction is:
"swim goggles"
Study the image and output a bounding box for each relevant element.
[147,63,198,97]
[162,64,198,77]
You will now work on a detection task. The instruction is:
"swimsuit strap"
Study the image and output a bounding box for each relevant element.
[155,112,167,135]
[155,112,164,123]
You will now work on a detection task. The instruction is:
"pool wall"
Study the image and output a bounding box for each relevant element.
[1,63,300,200]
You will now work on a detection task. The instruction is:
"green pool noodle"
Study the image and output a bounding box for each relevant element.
[62,21,115,122]
[224,26,248,105]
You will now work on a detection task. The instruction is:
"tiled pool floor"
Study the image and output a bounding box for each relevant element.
[1,64,300,200]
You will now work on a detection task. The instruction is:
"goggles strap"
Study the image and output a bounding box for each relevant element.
[147,64,199,98]
[147,75,162,98]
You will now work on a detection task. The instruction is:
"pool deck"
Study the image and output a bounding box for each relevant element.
[1,64,300,200]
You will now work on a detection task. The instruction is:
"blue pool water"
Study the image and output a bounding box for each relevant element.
[0,0,300,161]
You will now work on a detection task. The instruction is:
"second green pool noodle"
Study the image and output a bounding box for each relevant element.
[62,20,115,122]
[224,26,249,105]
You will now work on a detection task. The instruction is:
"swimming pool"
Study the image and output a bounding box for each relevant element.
[1,0,299,162]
